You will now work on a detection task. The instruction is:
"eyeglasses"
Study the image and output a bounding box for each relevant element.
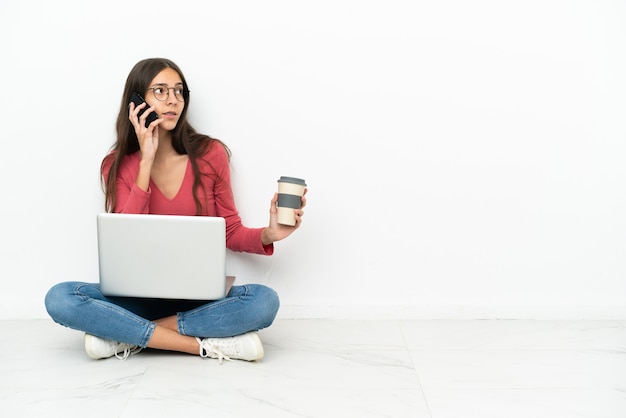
[146,84,186,102]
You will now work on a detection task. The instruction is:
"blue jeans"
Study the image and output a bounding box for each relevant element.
[44,282,280,348]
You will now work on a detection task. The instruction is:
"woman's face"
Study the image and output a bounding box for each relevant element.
[144,67,185,131]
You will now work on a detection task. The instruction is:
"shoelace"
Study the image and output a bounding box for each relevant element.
[114,344,142,360]
[197,338,233,365]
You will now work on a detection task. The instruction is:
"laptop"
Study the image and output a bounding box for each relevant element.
[97,213,233,300]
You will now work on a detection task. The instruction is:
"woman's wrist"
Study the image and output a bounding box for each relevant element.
[261,227,273,246]
[135,158,153,192]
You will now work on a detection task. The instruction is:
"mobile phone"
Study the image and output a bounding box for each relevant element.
[130,92,158,128]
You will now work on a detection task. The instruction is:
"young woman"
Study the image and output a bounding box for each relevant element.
[45,58,306,363]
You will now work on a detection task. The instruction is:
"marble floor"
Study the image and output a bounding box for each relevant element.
[0,318,625,417]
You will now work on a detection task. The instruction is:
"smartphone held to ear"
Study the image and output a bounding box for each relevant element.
[130,92,158,128]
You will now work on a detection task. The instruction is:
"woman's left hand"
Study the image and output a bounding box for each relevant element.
[261,190,307,245]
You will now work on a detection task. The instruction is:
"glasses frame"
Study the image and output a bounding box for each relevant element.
[146,84,187,102]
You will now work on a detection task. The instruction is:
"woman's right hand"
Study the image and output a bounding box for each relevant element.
[129,102,161,162]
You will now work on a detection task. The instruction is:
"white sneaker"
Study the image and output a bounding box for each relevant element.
[84,334,141,360]
[196,331,264,364]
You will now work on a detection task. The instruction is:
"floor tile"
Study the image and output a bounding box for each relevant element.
[260,318,407,351]
[122,388,431,418]
[1,318,625,418]
[411,349,626,389]
[425,388,626,418]
[400,320,626,350]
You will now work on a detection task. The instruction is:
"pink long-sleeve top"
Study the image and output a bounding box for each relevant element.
[102,141,273,256]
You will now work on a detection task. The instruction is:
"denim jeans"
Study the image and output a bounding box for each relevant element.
[44,282,280,348]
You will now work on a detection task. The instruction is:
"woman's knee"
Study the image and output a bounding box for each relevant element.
[44,281,85,324]
[45,283,66,323]
[249,284,280,325]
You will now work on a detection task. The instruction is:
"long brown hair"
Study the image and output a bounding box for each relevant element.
[101,58,230,214]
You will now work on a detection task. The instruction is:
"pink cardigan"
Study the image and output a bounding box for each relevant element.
[102,142,273,256]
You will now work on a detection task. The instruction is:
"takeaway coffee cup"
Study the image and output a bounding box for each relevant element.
[276,176,307,226]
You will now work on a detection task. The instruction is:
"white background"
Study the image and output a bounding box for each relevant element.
[1,0,624,319]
